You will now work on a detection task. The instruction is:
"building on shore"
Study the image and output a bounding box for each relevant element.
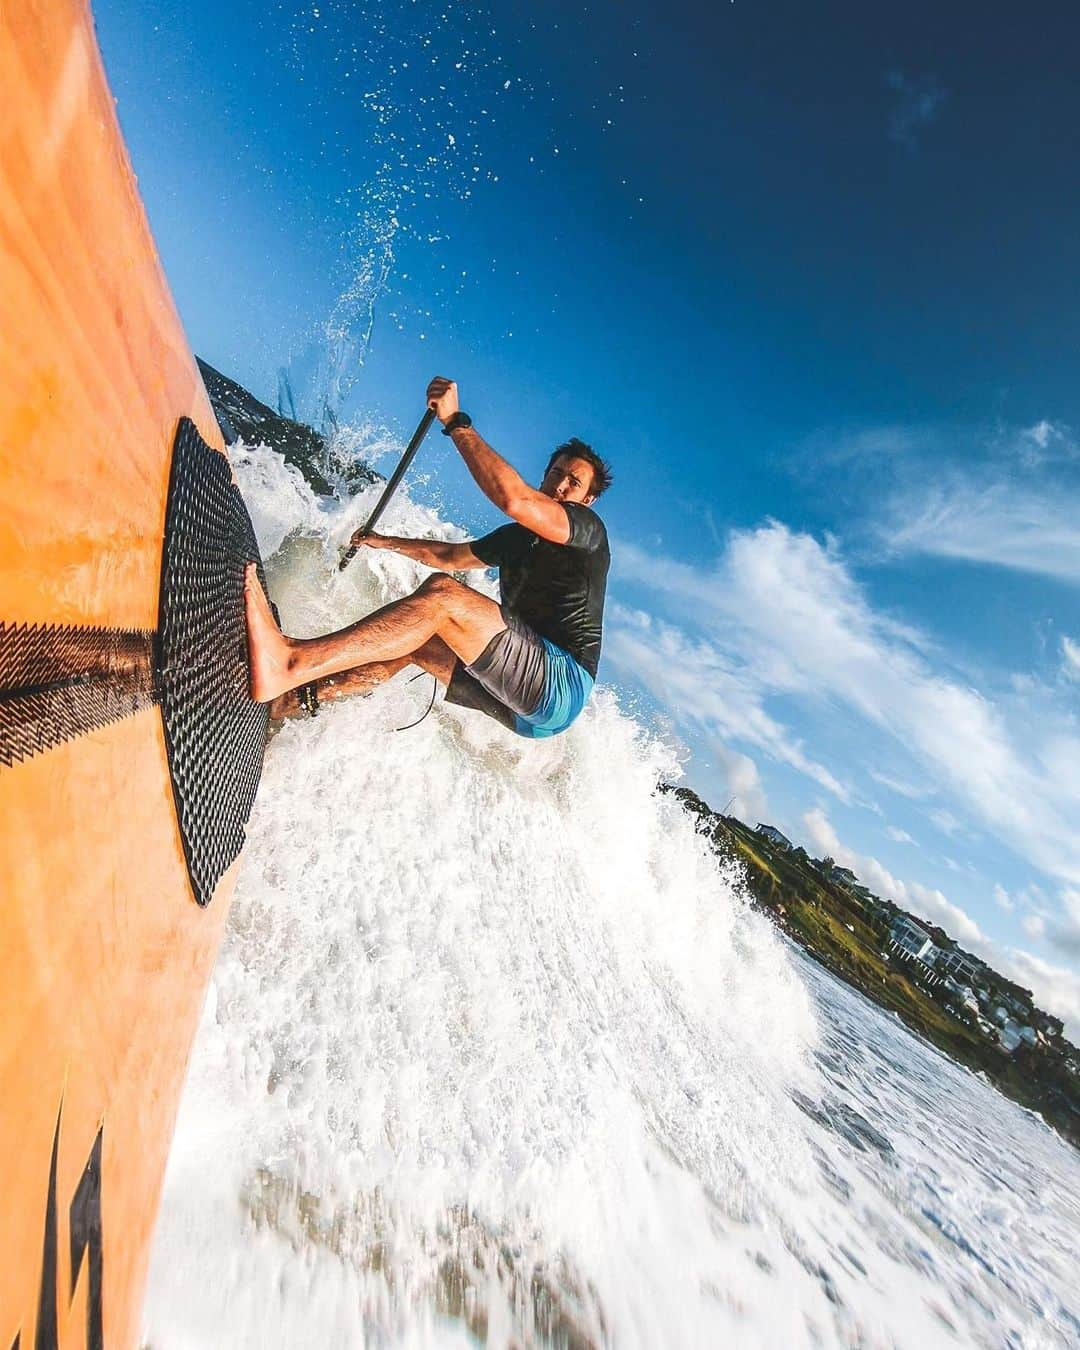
[890,914,938,961]
[886,914,946,986]
[755,823,794,851]
[935,947,984,986]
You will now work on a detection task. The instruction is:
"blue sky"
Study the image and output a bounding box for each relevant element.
[94,0,1080,1029]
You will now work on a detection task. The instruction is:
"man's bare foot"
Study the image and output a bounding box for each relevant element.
[244,564,297,702]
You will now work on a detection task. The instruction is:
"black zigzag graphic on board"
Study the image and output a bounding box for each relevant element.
[0,623,157,767]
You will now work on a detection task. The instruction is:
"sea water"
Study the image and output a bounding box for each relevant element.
[141,443,1080,1348]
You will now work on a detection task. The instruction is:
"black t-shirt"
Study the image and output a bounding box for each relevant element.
[471,502,609,677]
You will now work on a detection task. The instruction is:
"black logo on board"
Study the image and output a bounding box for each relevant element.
[8,1098,103,1350]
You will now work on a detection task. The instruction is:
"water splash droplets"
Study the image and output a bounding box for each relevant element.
[279,0,522,439]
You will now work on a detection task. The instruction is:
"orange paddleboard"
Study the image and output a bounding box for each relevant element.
[0,3,267,1346]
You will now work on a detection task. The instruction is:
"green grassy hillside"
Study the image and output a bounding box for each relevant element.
[663,784,1080,1149]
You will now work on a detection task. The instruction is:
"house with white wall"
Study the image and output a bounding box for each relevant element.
[889,914,939,964]
[936,947,983,986]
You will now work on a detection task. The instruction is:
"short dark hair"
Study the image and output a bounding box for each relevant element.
[545,437,614,498]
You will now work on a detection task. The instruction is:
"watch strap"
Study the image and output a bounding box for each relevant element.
[442,411,473,436]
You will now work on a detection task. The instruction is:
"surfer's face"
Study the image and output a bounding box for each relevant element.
[540,454,597,506]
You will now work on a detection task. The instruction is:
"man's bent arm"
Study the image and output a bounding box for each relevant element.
[449,425,572,545]
[355,534,487,571]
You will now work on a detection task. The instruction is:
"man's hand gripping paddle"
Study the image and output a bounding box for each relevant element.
[338,407,438,571]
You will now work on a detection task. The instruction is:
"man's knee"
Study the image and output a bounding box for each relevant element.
[414,572,465,608]
[417,572,459,595]
[414,574,502,660]
[416,572,481,616]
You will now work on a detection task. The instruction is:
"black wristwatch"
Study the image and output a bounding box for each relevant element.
[442,411,473,436]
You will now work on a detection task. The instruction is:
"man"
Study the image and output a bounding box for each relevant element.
[245,376,612,739]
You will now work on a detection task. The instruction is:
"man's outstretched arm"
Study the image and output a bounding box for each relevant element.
[427,375,574,545]
[347,533,488,571]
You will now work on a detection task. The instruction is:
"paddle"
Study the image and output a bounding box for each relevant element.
[337,407,438,570]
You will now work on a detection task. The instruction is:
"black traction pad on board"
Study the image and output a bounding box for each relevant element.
[157,417,270,906]
[0,417,269,908]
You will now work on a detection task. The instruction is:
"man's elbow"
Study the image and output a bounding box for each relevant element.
[501,495,569,544]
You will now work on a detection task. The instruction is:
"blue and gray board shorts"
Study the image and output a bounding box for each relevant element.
[445,606,594,739]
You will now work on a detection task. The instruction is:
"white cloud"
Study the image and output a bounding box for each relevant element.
[1019,419,1078,467]
[711,742,769,824]
[929,809,963,838]
[1022,914,1046,941]
[604,602,850,801]
[886,826,915,845]
[802,808,985,946]
[870,769,933,800]
[1002,949,1080,1041]
[816,419,1077,480]
[813,419,1080,585]
[882,480,1080,587]
[615,522,1080,887]
[802,805,845,859]
[993,884,1015,913]
[1025,420,1056,451]
[907,884,986,947]
[1062,636,1080,682]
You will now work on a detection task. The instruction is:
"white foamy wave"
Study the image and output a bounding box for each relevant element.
[142,446,1080,1348]
[227,443,329,558]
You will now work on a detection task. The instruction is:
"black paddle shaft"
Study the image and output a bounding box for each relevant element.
[338,408,438,571]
